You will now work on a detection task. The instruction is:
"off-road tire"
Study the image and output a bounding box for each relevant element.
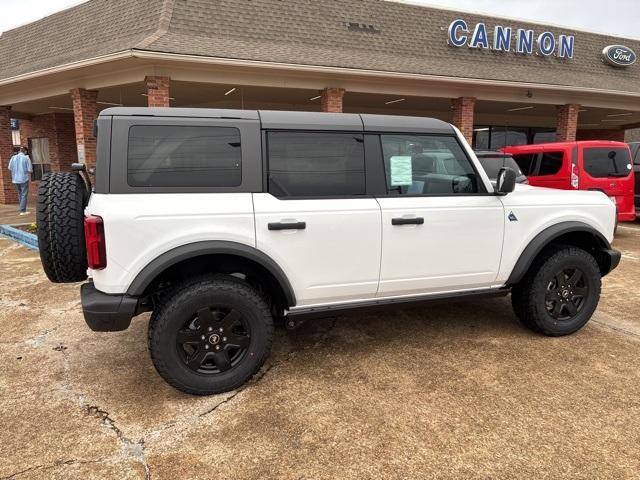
[36,172,89,283]
[148,275,274,395]
[511,245,601,336]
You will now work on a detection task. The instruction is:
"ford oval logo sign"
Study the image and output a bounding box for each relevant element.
[602,45,637,67]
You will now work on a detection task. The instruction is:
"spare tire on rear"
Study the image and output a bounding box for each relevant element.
[37,172,90,283]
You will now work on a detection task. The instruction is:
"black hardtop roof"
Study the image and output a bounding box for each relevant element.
[100,107,454,134]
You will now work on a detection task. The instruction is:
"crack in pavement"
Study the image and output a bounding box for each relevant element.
[6,319,340,478]
[85,405,151,480]
[1,458,101,480]
[592,319,640,340]
[52,341,152,479]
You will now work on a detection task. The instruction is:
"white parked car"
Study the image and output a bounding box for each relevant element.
[37,108,620,395]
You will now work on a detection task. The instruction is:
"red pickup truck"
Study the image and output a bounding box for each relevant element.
[503,141,635,222]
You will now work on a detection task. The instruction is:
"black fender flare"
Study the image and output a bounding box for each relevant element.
[506,221,612,285]
[126,241,296,306]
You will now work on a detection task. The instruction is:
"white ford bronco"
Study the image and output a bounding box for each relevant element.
[37,108,620,395]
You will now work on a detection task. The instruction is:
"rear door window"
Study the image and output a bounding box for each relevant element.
[512,153,537,175]
[537,151,564,176]
[583,148,632,178]
[266,131,365,197]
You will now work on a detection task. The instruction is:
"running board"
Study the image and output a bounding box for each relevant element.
[287,287,511,319]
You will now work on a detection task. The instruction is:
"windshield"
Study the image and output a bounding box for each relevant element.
[583,148,632,178]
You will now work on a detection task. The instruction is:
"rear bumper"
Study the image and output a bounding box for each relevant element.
[599,248,621,276]
[81,282,139,332]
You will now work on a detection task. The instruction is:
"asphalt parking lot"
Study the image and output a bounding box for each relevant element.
[1,218,640,479]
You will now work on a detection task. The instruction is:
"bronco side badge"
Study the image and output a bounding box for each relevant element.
[508,211,518,222]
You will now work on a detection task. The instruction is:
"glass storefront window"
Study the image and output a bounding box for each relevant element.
[472,126,556,149]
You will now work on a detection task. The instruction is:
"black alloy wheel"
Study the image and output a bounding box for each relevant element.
[544,267,589,321]
[510,245,601,337]
[148,275,273,395]
[176,307,251,374]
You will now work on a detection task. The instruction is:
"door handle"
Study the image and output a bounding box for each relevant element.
[391,217,424,226]
[268,221,306,231]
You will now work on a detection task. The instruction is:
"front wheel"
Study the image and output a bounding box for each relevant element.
[148,275,273,395]
[511,246,601,336]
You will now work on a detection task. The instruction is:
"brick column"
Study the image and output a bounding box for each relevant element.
[0,107,18,204]
[145,76,171,107]
[556,104,580,142]
[320,88,345,113]
[451,97,476,144]
[70,88,98,169]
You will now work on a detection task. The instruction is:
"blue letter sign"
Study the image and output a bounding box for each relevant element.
[494,25,512,51]
[516,29,534,54]
[470,23,489,49]
[448,19,468,47]
[537,31,556,56]
[447,19,575,61]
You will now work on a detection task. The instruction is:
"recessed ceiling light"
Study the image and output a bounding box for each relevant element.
[385,98,405,105]
[224,87,237,96]
[507,106,534,112]
[48,106,73,111]
[309,95,321,101]
[606,112,633,117]
[473,127,490,132]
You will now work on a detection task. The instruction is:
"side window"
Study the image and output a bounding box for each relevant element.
[512,153,537,175]
[380,135,480,195]
[127,126,241,187]
[267,131,365,197]
[537,151,564,176]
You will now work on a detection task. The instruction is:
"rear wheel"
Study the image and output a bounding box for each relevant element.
[511,246,601,336]
[148,275,273,395]
[36,172,89,283]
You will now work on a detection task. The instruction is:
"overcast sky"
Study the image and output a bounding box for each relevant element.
[0,0,638,39]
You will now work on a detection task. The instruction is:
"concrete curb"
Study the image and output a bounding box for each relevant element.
[0,224,39,251]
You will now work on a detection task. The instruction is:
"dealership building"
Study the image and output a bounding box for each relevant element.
[0,0,638,204]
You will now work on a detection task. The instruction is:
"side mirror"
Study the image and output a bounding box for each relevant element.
[496,167,517,195]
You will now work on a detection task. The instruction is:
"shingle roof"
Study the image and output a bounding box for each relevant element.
[0,0,163,79]
[1,0,639,95]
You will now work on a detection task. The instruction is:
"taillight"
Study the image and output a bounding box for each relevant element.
[571,163,579,189]
[84,215,106,270]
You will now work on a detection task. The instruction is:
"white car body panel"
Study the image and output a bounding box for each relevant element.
[496,184,616,283]
[86,193,256,294]
[253,193,382,306]
[376,195,504,295]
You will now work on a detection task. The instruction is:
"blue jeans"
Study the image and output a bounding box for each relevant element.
[15,181,29,212]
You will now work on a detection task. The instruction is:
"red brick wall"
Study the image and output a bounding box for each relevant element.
[0,107,18,204]
[19,113,76,172]
[70,88,98,170]
[320,88,345,113]
[556,104,580,142]
[451,97,476,144]
[145,76,171,107]
[576,129,626,142]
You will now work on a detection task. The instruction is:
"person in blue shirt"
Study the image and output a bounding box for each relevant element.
[8,146,33,215]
